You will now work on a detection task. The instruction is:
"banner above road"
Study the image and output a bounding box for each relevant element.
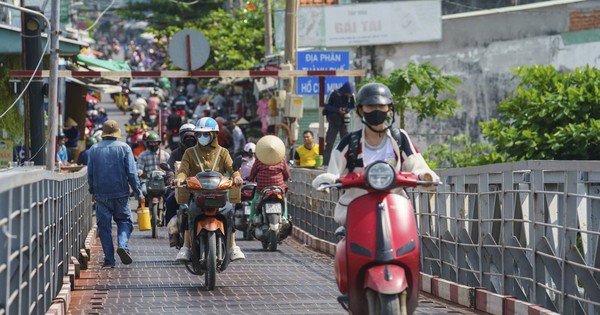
[274,0,442,49]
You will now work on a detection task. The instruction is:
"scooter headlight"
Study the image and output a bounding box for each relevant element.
[366,161,395,191]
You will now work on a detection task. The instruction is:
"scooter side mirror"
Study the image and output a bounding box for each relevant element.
[335,226,346,238]
[159,162,171,172]
[232,156,242,172]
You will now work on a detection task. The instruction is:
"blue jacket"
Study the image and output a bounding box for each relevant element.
[87,138,143,200]
[325,82,355,115]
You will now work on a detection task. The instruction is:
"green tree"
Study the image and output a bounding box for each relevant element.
[146,4,265,70]
[0,56,24,144]
[423,134,504,169]
[481,65,600,160]
[361,62,462,129]
[117,0,224,31]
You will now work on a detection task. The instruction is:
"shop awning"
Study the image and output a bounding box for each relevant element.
[76,54,131,72]
[66,77,122,94]
[0,23,86,55]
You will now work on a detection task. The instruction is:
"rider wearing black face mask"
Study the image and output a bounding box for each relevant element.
[164,123,197,244]
[136,132,171,208]
[137,132,171,179]
[312,82,439,225]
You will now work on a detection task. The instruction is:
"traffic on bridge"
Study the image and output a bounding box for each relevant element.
[2,1,600,314]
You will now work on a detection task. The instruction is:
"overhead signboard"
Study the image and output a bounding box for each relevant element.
[274,0,441,49]
[297,51,349,95]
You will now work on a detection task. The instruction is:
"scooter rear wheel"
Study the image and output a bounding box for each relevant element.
[268,230,278,251]
[366,289,402,315]
[151,203,158,238]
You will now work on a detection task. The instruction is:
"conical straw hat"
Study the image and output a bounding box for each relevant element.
[64,117,78,127]
[255,135,285,166]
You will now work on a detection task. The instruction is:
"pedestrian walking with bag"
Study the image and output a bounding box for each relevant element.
[88,120,145,268]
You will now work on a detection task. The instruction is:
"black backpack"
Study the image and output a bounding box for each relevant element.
[346,127,403,173]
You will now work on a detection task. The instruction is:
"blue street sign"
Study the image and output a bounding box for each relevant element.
[297,51,350,95]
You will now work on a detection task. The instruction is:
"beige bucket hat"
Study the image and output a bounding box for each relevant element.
[64,117,78,128]
[101,120,121,138]
[256,135,285,166]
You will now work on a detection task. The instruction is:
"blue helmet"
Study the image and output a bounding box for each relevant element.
[195,117,219,132]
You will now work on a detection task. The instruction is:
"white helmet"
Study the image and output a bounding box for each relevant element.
[243,142,256,154]
[179,123,196,134]
[195,117,219,132]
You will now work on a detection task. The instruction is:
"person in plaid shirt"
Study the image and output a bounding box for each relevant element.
[136,132,170,208]
[247,135,291,222]
[136,132,170,178]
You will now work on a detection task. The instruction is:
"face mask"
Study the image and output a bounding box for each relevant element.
[183,136,197,148]
[363,110,388,126]
[148,145,159,152]
[197,133,212,146]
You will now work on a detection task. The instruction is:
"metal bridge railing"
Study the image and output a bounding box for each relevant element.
[288,161,600,314]
[0,166,93,315]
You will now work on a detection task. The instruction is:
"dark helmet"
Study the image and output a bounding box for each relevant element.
[85,137,97,147]
[145,132,160,143]
[357,83,393,106]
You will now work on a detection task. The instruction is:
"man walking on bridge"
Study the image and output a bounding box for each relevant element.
[88,120,144,268]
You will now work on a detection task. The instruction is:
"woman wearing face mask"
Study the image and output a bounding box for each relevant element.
[172,117,245,262]
[312,82,439,226]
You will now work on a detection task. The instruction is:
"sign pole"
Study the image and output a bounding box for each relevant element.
[318,76,325,156]
[186,34,192,74]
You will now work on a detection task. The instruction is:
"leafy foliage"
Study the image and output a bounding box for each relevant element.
[117,0,224,31]
[0,56,24,144]
[481,65,600,160]
[144,4,265,70]
[423,134,504,169]
[360,62,462,128]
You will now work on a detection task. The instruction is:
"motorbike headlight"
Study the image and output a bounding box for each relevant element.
[366,161,395,191]
[197,175,221,190]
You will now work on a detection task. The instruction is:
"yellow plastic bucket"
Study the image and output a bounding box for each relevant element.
[137,206,151,231]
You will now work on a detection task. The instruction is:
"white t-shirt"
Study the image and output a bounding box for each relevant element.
[232,126,246,153]
[362,137,397,167]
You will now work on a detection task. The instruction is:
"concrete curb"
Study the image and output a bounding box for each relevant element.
[291,226,561,315]
[291,225,336,256]
[45,225,97,315]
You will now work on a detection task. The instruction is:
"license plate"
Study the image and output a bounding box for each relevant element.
[244,205,251,215]
[172,136,180,142]
[265,203,282,214]
[150,115,156,120]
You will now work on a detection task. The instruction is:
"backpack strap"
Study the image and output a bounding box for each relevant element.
[192,147,205,172]
[346,130,362,173]
[346,128,403,173]
[390,127,402,152]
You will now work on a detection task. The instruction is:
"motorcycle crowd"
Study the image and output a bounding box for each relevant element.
[81,78,442,314]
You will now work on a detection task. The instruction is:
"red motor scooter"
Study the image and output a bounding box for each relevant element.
[318,161,439,315]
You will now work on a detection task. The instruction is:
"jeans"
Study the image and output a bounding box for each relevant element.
[323,112,348,165]
[96,196,133,265]
[165,191,178,226]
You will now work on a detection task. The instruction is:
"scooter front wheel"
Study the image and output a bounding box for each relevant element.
[366,289,404,315]
[205,231,217,290]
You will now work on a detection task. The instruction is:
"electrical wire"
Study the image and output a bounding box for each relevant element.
[83,0,117,32]
[0,36,50,120]
[0,3,51,120]
[169,0,201,4]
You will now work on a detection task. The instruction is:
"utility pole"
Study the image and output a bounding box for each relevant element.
[46,0,59,170]
[263,0,272,56]
[283,0,298,93]
[23,5,45,165]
